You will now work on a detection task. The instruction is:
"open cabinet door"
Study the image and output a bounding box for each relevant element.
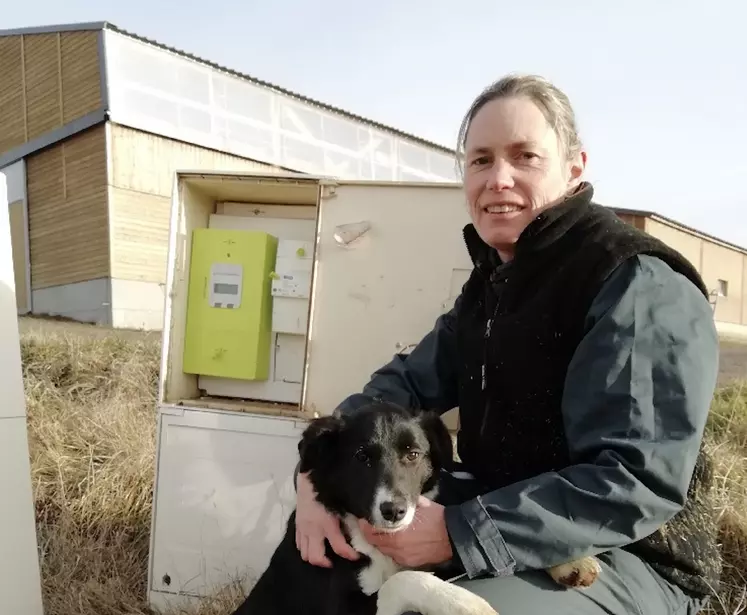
[303,181,474,416]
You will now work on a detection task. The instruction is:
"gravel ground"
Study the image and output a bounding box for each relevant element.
[18,315,161,342]
[718,340,747,386]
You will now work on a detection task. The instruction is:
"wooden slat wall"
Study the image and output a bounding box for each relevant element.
[0,37,25,154]
[0,31,102,156]
[26,125,109,289]
[8,200,29,311]
[615,213,646,231]
[108,188,171,284]
[108,124,276,284]
[60,32,102,124]
[24,35,60,140]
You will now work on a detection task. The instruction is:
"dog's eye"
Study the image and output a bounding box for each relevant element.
[354,449,370,464]
[405,451,421,462]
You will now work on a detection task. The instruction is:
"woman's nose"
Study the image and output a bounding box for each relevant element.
[486,160,515,191]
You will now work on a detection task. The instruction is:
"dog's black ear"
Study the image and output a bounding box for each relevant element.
[298,415,343,473]
[418,410,454,471]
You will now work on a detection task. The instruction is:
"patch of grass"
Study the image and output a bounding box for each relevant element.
[23,328,160,615]
[22,324,248,615]
[19,319,747,615]
[705,381,747,615]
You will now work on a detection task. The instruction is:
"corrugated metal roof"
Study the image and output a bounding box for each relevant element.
[0,20,455,155]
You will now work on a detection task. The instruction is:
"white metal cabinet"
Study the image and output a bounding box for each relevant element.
[303,181,473,415]
[149,171,474,611]
[0,172,45,614]
[148,407,306,612]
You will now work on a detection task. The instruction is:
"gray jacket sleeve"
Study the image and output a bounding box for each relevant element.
[443,254,720,579]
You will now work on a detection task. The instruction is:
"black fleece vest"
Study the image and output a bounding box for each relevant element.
[455,184,721,596]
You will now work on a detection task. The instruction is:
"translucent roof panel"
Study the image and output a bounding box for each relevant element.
[103,31,459,183]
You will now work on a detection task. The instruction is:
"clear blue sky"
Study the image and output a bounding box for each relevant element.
[5,0,746,248]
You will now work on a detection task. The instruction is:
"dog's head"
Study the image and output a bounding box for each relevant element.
[298,401,453,532]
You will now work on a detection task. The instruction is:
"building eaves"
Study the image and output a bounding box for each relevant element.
[0,20,455,156]
[612,206,747,255]
[0,21,107,36]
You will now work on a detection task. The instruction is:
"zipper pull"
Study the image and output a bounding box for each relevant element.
[481,363,486,391]
[485,318,493,339]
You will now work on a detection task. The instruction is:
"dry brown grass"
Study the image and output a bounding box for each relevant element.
[18,319,747,615]
[23,326,161,615]
[21,324,244,615]
[705,382,747,614]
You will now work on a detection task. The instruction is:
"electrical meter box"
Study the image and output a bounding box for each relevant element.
[149,170,472,614]
[271,238,313,335]
[182,228,277,381]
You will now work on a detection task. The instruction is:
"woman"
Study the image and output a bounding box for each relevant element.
[295,74,722,614]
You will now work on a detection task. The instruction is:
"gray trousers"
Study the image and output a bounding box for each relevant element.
[404,548,707,614]
[407,471,710,615]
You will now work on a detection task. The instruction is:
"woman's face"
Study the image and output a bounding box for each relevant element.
[462,95,586,260]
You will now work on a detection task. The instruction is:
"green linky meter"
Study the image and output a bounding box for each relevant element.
[182,228,278,381]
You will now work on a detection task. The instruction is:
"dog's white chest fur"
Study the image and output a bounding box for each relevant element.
[343,516,401,596]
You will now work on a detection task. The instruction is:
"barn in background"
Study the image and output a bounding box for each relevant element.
[615,209,746,339]
[1,21,745,339]
[0,22,456,330]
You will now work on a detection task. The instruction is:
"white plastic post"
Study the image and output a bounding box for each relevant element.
[0,170,45,614]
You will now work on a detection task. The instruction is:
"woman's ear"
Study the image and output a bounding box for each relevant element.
[298,415,344,473]
[568,149,587,186]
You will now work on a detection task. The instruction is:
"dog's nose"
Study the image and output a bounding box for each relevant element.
[379,500,407,523]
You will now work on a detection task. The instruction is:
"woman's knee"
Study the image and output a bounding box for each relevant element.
[450,550,704,615]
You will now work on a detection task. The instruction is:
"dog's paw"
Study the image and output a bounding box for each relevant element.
[546,556,602,588]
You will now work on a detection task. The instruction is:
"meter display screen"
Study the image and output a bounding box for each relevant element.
[214,282,239,295]
[209,262,243,309]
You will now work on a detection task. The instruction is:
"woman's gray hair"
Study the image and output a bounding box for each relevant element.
[456,74,583,174]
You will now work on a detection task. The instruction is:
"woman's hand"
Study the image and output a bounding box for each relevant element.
[358,496,453,568]
[295,471,361,568]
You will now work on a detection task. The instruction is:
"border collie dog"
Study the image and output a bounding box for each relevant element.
[230,401,600,615]
[228,401,496,615]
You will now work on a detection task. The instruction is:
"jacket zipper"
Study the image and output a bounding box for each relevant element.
[478,279,502,440]
[461,227,510,446]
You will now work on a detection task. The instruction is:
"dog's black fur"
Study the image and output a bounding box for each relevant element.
[229,401,454,615]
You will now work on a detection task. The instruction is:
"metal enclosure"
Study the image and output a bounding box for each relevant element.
[0,172,45,614]
[148,170,472,611]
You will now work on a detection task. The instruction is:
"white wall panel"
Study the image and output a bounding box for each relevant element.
[1,160,26,203]
[0,171,45,614]
[1,160,31,313]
